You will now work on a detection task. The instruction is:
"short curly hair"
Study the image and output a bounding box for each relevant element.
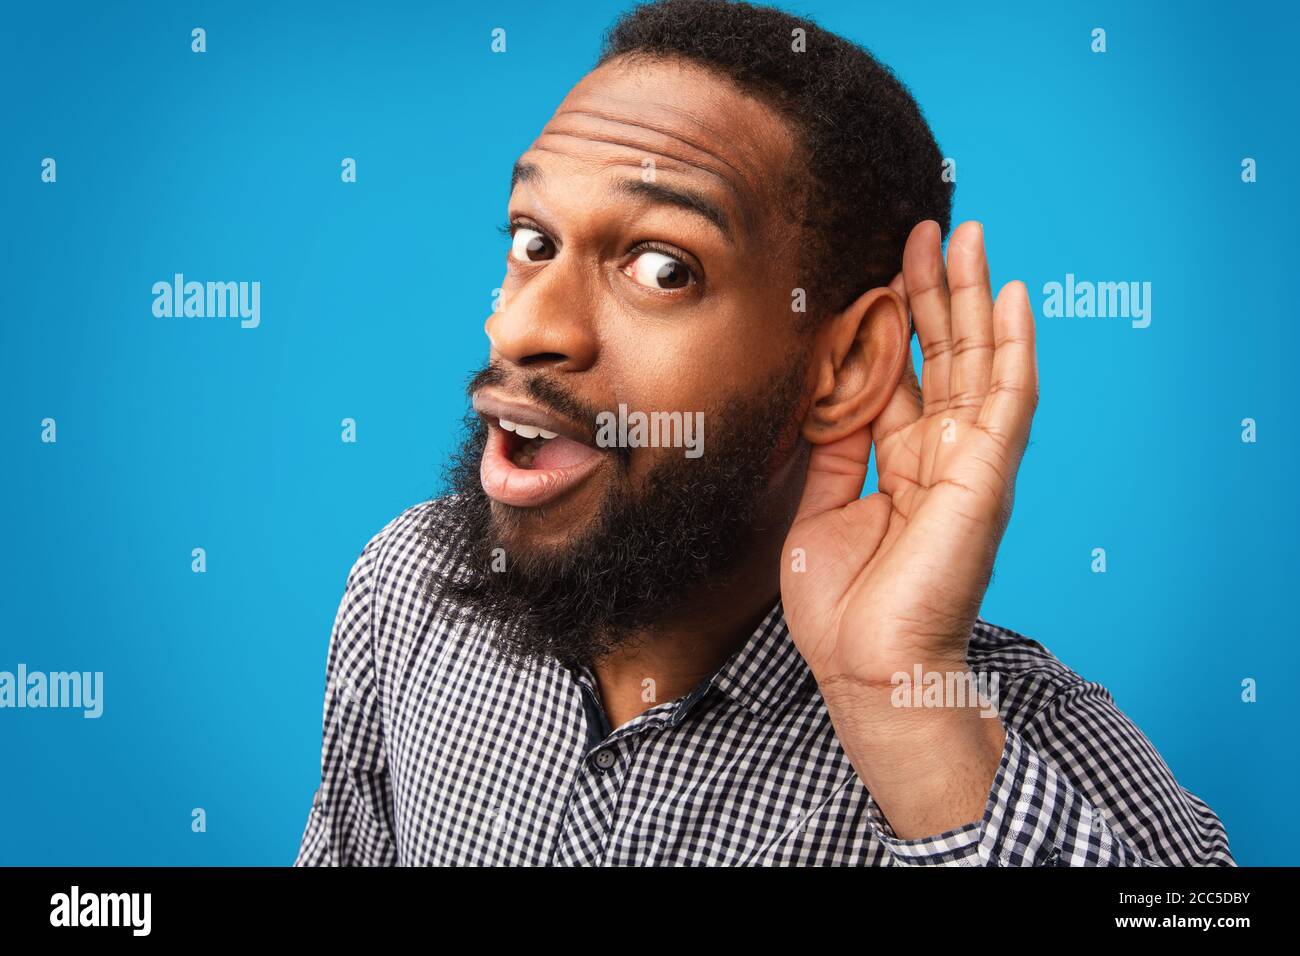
[598,0,952,322]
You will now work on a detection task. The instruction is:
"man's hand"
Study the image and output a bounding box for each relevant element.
[780,219,1039,839]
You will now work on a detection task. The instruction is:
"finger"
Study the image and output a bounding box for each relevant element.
[901,220,951,414]
[793,425,872,521]
[976,280,1038,456]
[888,270,910,334]
[946,220,995,410]
[868,349,923,452]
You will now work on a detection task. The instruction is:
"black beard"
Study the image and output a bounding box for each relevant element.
[418,361,807,670]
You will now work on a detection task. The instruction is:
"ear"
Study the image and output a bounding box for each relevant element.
[801,285,910,445]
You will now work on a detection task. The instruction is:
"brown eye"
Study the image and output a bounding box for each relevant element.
[510,227,555,262]
[626,251,692,290]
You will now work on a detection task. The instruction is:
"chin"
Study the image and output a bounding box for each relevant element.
[487,495,604,556]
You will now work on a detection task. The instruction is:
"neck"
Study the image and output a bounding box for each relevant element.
[590,448,805,730]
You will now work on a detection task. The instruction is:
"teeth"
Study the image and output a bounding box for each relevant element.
[498,418,557,440]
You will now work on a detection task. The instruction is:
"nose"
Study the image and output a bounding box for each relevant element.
[485,263,598,373]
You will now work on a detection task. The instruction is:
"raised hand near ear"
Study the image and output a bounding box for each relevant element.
[780,219,1038,839]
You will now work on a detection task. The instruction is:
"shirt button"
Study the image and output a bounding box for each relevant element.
[592,748,617,771]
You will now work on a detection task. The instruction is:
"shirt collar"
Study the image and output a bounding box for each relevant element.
[564,598,813,729]
[708,598,814,720]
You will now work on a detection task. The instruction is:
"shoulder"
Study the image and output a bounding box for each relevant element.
[967,617,1077,685]
[345,496,465,597]
[331,496,473,670]
[966,616,1106,728]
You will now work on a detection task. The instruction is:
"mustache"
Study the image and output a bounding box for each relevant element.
[465,362,631,468]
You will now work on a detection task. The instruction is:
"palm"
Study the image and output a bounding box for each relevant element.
[781,221,1038,688]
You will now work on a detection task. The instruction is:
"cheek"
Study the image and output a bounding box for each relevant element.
[621,442,687,488]
[591,381,719,487]
[601,330,743,409]
[593,301,798,465]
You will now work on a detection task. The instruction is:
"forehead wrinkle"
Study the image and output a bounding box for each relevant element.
[529,135,756,236]
[551,106,753,188]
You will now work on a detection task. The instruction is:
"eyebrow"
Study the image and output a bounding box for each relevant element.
[509,160,733,242]
[511,160,541,192]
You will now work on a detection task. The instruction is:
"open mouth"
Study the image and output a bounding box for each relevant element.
[472,392,608,508]
[498,418,593,471]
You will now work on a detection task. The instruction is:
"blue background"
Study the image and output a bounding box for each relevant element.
[1,0,1294,865]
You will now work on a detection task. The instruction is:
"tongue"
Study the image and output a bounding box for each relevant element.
[531,436,597,470]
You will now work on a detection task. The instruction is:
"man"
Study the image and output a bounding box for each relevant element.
[295,0,1232,866]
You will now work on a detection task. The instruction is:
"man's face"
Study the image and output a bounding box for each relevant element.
[479,55,808,548]
[426,56,818,664]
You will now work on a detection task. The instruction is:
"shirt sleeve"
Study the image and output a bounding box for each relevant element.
[862,681,1235,866]
[293,538,399,866]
